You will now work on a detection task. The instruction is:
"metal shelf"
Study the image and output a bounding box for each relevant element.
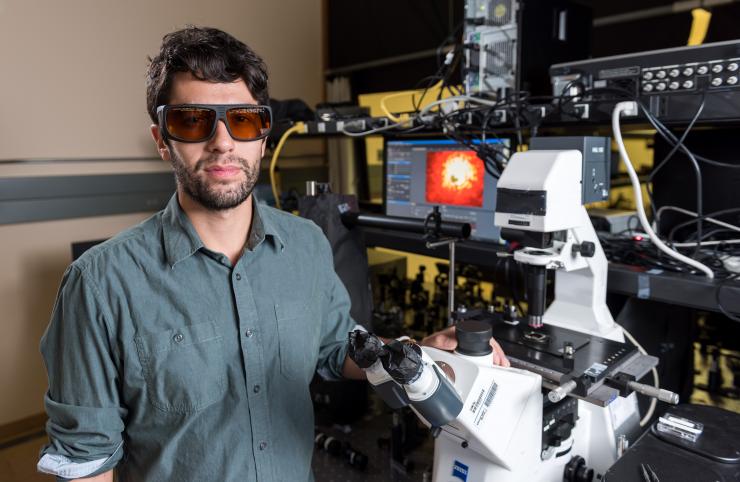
[361,226,740,316]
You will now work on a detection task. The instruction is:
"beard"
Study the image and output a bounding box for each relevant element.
[170,149,260,211]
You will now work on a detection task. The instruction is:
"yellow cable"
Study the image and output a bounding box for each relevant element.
[688,8,711,46]
[379,80,444,121]
[269,122,305,210]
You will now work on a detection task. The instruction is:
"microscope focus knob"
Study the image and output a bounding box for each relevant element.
[455,320,493,356]
[564,455,594,482]
[572,241,595,258]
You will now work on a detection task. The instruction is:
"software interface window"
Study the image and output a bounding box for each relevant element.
[385,138,508,243]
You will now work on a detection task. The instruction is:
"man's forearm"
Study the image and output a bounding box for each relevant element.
[342,355,367,379]
[71,470,114,482]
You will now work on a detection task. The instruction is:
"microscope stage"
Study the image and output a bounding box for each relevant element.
[488,320,639,397]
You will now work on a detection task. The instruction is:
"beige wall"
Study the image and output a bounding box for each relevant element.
[0,0,324,425]
[0,0,323,160]
[0,210,157,426]
[0,160,172,429]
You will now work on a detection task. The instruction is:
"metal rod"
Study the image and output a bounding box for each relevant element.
[627,381,680,404]
[341,212,471,239]
[548,380,578,403]
[425,238,452,249]
[306,181,318,197]
[448,241,456,326]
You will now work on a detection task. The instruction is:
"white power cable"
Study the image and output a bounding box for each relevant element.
[673,239,740,247]
[612,101,714,278]
[620,325,659,427]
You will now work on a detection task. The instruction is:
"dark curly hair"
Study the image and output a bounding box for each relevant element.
[146,26,269,123]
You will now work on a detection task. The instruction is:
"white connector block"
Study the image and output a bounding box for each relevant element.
[618,101,639,117]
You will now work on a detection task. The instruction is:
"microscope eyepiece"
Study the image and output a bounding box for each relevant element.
[348,330,384,369]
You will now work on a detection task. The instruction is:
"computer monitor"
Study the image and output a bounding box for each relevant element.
[384,138,509,243]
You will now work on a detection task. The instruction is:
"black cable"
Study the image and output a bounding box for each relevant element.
[427,100,512,178]
[699,227,740,242]
[637,101,740,169]
[649,96,705,181]
[686,227,740,243]
[646,96,706,254]
[646,95,705,223]
[637,104,705,254]
[441,127,505,178]
[412,70,448,114]
[444,91,532,154]
[555,79,587,118]
[436,20,465,70]
[598,229,731,277]
[667,207,740,246]
[692,153,740,169]
[411,35,467,115]
[438,45,464,103]
[601,240,694,274]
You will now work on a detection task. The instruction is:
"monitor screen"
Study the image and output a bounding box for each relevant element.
[384,138,508,243]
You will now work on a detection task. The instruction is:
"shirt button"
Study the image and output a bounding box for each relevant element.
[253,385,261,393]
[245,329,254,338]
[259,441,267,450]
[235,273,242,281]
[173,333,184,342]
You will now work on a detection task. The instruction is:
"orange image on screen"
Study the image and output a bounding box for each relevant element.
[425,150,484,207]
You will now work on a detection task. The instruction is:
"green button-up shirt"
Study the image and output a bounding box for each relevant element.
[38,194,357,481]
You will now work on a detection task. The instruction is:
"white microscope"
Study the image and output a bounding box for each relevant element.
[350,147,679,482]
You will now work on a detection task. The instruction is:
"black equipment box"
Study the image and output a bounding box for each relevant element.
[464,0,591,97]
[549,40,740,125]
[604,404,740,482]
[529,136,611,204]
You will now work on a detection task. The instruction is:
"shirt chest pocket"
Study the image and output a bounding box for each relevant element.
[275,301,314,381]
[135,320,226,413]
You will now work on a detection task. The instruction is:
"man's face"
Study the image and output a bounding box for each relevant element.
[151,72,266,211]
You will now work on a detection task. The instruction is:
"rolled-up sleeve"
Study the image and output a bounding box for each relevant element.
[38,264,126,480]
[314,232,361,380]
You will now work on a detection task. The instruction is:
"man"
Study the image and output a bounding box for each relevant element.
[38,26,508,482]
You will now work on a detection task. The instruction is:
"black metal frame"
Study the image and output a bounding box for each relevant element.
[361,226,740,316]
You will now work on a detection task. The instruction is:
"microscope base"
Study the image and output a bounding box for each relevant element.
[430,394,640,482]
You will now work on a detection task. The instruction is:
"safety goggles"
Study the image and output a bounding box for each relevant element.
[157,104,272,143]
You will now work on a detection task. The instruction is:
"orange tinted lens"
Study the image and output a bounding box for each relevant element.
[226,107,270,140]
[166,107,216,141]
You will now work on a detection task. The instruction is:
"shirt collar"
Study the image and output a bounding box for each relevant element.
[253,192,285,252]
[162,193,285,269]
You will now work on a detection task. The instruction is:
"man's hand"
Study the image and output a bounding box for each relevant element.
[420,325,510,367]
